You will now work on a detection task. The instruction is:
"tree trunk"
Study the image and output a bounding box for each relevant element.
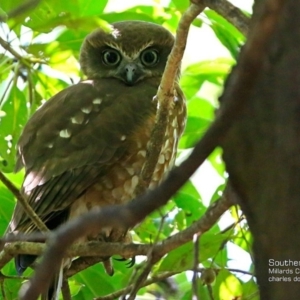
[222,0,300,299]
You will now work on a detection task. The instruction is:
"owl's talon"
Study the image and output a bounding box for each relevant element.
[114,256,135,268]
[114,257,126,262]
[103,258,114,276]
[126,257,135,268]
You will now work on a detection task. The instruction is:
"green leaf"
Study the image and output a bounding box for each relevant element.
[208,147,226,177]
[101,11,157,24]
[1,0,39,20]
[214,269,243,300]
[187,96,215,120]
[242,278,259,299]
[181,58,234,100]
[210,182,226,204]
[0,85,28,172]
[75,265,115,298]
[25,0,108,32]
[0,186,15,235]
[173,192,206,226]
[158,233,228,272]
[171,0,189,12]
[179,115,211,149]
[205,10,245,59]
[180,180,201,199]
[0,56,15,82]
[232,230,253,252]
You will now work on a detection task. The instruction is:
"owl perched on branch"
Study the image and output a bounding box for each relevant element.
[7,20,186,299]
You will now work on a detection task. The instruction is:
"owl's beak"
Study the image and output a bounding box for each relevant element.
[124,63,139,85]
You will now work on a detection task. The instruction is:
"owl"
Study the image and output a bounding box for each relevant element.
[7,20,186,299]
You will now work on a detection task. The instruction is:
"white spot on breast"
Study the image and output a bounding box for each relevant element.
[163,139,170,151]
[158,154,165,164]
[46,143,54,148]
[132,161,143,172]
[59,129,71,138]
[165,151,171,161]
[116,169,127,181]
[173,128,178,139]
[152,172,161,182]
[136,141,142,149]
[112,187,123,200]
[124,180,133,194]
[131,175,139,190]
[103,179,113,189]
[93,98,102,104]
[120,135,126,141]
[172,117,178,128]
[81,106,92,114]
[126,168,134,176]
[138,150,146,158]
[149,182,156,189]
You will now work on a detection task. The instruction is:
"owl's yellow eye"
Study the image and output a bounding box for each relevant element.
[140,49,159,66]
[102,49,121,66]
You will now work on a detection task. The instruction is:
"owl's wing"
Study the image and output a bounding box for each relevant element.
[10,79,156,232]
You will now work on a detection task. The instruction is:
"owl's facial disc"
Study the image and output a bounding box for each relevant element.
[102,46,160,85]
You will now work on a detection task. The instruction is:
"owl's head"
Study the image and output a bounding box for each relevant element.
[80,21,175,85]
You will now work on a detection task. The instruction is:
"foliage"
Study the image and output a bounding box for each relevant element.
[0,0,256,299]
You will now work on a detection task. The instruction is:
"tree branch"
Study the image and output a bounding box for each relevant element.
[0,37,24,61]
[5,0,41,20]
[0,190,232,273]
[135,3,205,194]
[203,0,250,36]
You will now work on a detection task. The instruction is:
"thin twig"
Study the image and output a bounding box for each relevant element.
[6,0,41,20]
[0,36,47,65]
[127,260,154,300]
[0,37,24,61]
[0,172,48,232]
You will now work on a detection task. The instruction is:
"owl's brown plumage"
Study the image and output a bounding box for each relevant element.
[7,20,186,299]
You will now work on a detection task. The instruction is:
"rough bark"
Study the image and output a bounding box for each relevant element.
[222,0,300,299]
